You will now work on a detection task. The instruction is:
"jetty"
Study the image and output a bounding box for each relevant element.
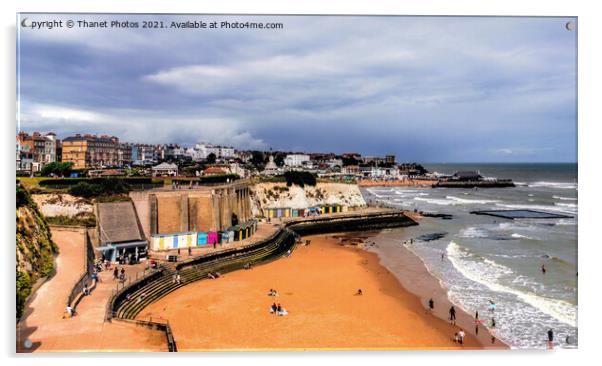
[433,170,515,188]
[470,209,573,220]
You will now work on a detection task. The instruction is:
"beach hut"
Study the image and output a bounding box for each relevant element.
[284,208,290,218]
[197,232,208,246]
[207,232,218,245]
[292,209,299,217]
[342,206,348,213]
[268,208,274,218]
[227,230,235,242]
[153,234,174,251]
[221,232,229,243]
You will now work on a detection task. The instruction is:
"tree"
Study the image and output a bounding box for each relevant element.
[250,151,265,166]
[40,162,74,177]
[206,153,217,164]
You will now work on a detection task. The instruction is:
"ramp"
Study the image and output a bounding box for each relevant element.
[97,201,144,244]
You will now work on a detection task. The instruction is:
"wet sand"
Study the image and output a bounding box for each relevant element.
[366,232,509,349]
[139,234,499,351]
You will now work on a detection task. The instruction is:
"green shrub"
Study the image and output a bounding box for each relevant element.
[284,171,317,187]
[16,271,32,319]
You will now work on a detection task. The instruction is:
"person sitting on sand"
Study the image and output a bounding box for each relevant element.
[356,289,363,296]
[458,329,465,345]
[208,272,215,279]
[278,307,288,316]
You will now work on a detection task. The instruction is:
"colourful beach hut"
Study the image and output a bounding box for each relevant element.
[207,232,218,245]
[197,232,208,246]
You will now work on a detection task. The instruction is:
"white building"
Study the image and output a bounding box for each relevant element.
[152,162,178,177]
[42,133,57,163]
[194,143,236,160]
[284,154,310,167]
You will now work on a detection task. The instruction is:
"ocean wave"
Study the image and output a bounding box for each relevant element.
[511,233,538,240]
[555,219,576,226]
[528,181,577,190]
[555,202,577,208]
[553,195,578,201]
[446,196,500,204]
[458,227,489,238]
[495,203,576,215]
[446,242,577,326]
[414,197,456,206]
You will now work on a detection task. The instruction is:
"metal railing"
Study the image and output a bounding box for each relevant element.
[67,229,95,308]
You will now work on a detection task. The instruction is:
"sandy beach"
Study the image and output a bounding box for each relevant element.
[138,233,503,351]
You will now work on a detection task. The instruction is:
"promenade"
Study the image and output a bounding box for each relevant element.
[16,227,167,352]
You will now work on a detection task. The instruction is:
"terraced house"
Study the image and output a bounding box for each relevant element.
[62,134,132,169]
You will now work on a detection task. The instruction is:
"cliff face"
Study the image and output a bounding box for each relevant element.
[16,185,57,319]
[251,182,366,215]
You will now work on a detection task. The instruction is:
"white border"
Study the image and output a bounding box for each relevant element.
[2,1,600,366]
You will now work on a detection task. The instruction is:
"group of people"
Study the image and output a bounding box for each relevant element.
[426,297,500,345]
[268,289,287,316]
[113,267,126,282]
[172,273,182,284]
[207,272,221,279]
[269,302,288,316]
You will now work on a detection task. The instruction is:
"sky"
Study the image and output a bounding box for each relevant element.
[17,14,577,162]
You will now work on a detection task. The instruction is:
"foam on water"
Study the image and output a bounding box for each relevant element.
[528,182,577,190]
[446,196,500,204]
[553,195,577,201]
[446,242,577,327]
[458,227,489,238]
[511,233,538,240]
[495,203,576,215]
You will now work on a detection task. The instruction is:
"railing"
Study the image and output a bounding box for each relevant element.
[111,317,177,352]
[106,265,166,321]
[67,229,96,309]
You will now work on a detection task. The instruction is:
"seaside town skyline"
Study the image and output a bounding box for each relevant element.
[18,15,577,163]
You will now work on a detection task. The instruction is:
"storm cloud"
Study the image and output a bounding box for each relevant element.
[17,14,577,162]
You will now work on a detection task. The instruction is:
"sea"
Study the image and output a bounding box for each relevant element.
[361,163,578,349]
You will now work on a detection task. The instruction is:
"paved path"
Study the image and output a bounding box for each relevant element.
[16,228,166,352]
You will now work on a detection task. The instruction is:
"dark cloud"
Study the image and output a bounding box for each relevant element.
[18,15,576,161]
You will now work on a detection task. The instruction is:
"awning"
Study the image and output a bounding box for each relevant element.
[96,240,148,251]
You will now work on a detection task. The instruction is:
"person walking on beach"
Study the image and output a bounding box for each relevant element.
[188,247,192,256]
[449,306,456,325]
[458,329,465,345]
[490,317,496,328]
[547,329,554,349]
[113,267,119,280]
[541,264,547,274]
[488,300,497,313]
[428,298,434,312]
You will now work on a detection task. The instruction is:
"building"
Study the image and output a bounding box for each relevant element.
[262,155,281,176]
[284,154,310,167]
[192,143,236,161]
[152,162,178,177]
[16,131,59,171]
[61,134,120,169]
